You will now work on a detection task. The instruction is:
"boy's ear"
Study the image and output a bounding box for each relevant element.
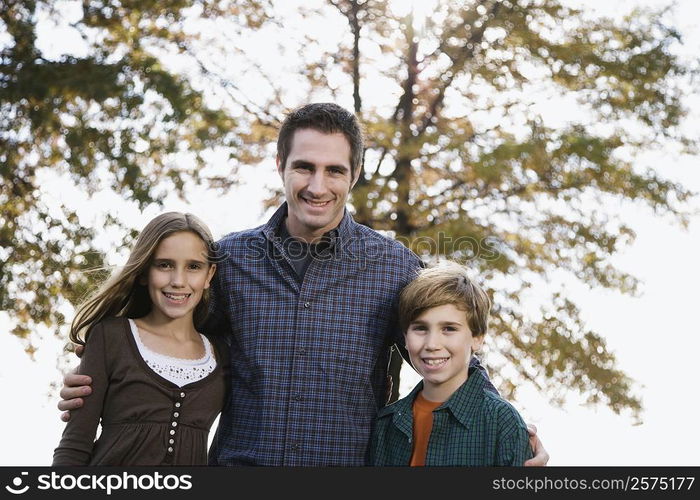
[394,341,414,369]
[472,335,485,353]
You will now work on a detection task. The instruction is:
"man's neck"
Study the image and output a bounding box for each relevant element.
[283,217,338,244]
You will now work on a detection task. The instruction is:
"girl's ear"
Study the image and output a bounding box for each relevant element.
[138,274,147,286]
[204,264,216,289]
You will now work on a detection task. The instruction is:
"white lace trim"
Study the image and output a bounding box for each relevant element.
[128,319,216,387]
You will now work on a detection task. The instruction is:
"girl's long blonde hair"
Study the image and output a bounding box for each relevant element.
[70,212,217,344]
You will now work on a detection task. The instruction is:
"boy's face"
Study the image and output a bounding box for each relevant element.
[405,303,484,402]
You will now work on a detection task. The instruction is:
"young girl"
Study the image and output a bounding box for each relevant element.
[53,212,227,466]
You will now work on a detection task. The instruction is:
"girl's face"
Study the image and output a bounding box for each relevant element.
[144,231,215,324]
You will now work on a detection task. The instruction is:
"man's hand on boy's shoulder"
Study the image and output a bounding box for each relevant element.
[523,424,549,466]
[57,344,91,422]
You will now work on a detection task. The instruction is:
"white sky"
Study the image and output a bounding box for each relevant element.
[1,0,699,466]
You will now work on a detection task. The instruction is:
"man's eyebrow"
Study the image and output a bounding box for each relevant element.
[290,160,349,172]
[290,160,314,168]
[327,164,349,172]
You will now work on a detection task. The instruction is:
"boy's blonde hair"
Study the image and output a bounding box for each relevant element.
[399,261,491,337]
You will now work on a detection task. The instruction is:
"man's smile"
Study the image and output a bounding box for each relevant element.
[301,196,333,208]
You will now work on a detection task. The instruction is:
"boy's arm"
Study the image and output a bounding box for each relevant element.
[470,356,499,395]
[473,362,549,466]
[53,323,110,465]
[495,404,534,467]
[367,416,389,466]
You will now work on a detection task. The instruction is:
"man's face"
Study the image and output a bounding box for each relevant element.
[277,128,356,242]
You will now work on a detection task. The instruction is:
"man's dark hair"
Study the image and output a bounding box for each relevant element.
[277,103,364,180]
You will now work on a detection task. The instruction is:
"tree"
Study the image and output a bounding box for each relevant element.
[318,0,697,417]
[0,0,271,354]
[3,0,696,419]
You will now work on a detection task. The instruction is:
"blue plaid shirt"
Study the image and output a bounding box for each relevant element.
[206,203,424,466]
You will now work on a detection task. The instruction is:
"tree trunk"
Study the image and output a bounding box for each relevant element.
[387,25,419,404]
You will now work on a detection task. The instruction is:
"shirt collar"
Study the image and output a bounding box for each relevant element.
[438,366,488,429]
[389,381,423,439]
[390,366,487,435]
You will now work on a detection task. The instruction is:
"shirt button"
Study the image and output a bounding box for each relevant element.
[180,392,186,398]
[170,430,175,436]
[303,302,310,308]
[298,347,306,355]
[169,439,175,444]
[168,447,173,453]
[175,402,181,408]
[173,412,180,418]
[293,394,302,401]
[172,422,178,427]
[291,443,300,451]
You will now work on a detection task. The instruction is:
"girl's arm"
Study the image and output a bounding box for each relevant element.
[52,322,110,465]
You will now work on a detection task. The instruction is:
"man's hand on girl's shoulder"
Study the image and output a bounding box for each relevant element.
[57,344,92,423]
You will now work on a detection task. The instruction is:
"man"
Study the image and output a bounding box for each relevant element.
[59,103,548,466]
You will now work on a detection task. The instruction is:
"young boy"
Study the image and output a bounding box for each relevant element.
[370,261,532,466]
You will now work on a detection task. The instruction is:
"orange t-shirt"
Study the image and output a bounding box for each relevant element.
[409,392,443,466]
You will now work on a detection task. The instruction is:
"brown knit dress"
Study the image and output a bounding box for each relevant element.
[53,316,228,466]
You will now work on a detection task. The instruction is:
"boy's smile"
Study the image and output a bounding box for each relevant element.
[405,303,484,402]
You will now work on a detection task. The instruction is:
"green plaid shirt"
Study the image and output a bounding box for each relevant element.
[370,367,533,466]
